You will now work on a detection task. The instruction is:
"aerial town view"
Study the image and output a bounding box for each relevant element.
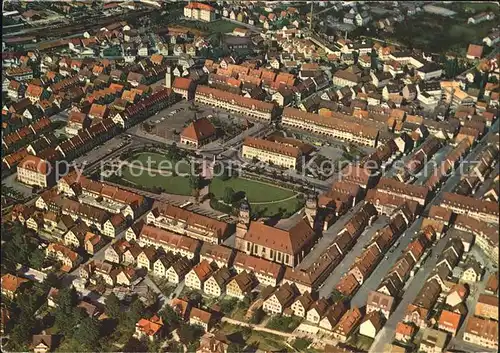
[1,1,499,352]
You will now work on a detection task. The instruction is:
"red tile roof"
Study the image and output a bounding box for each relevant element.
[18,155,48,174]
[180,117,216,142]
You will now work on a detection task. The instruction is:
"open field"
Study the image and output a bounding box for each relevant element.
[178,19,240,34]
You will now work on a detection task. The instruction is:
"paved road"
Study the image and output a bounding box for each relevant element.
[448,267,490,347]
[351,217,423,308]
[369,119,500,353]
[320,215,389,299]
[369,228,453,353]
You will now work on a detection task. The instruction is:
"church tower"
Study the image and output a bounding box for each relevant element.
[304,193,317,229]
[235,199,251,252]
[165,66,172,89]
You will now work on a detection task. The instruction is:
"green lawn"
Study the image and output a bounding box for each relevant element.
[210,177,303,217]
[210,177,296,203]
[179,19,240,34]
[120,152,193,195]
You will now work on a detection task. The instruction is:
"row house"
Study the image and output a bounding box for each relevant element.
[199,243,234,269]
[194,85,276,121]
[282,107,379,147]
[185,260,217,291]
[440,192,499,224]
[118,88,178,129]
[463,316,498,350]
[453,215,498,265]
[59,173,147,219]
[146,201,234,245]
[17,155,55,188]
[404,279,441,328]
[242,136,302,170]
[262,282,299,315]
[203,267,233,297]
[332,307,363,343]
[126,222,200,260]
[46,243,81,272]
[375,178,429,206]
[283,242,341,294]
[232,251,284,287]
[226,271,257,300]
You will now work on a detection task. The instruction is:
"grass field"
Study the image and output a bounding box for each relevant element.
[120,152,193,195]
[210,177,303,217]
[179,19,240,34]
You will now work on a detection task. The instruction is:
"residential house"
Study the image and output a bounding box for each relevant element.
[32,333,54,353]
[475,294,498,321]
[165,258,192,284]
[306,298,330,324]
[225,271,256,300]
[134,315,164,341]
[437,310,461,336]
[189,307,213,332]
[203,267,232,297]
[185,260,216,291]
[359,310,385,339]
[290,292,315,318]
[419,328,448,353]
[1,274,29,299]
[463,316,498,350]
[318,301,348,331]
[395,321,415,343]
[262,283,298,315]
[332,307,363,343]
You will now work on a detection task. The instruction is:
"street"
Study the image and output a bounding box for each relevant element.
[320,215,389,299]
[369,118,500,353]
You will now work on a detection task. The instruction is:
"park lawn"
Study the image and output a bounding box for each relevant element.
[210,177,296,203]
[120,165,192,195]
[251,195,304,218]
[129,152,193,174]
[210,177,303,217]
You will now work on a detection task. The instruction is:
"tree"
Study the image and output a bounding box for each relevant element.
[227,342,244,353]
[159,305,181,331]
[220,298,237,315]
[223,187,235,204]
[76,316,101,351]
[189,174,201,191]
[28,248,46,270]
[105,293,121,319]
[352,50,359,64]
[178,323,203,345]
[54,287,80,336]
[126,297,144,326]
[370,49,378,70]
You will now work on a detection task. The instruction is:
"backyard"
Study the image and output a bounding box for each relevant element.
[210,177,304,218]
[217,322,289,351]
